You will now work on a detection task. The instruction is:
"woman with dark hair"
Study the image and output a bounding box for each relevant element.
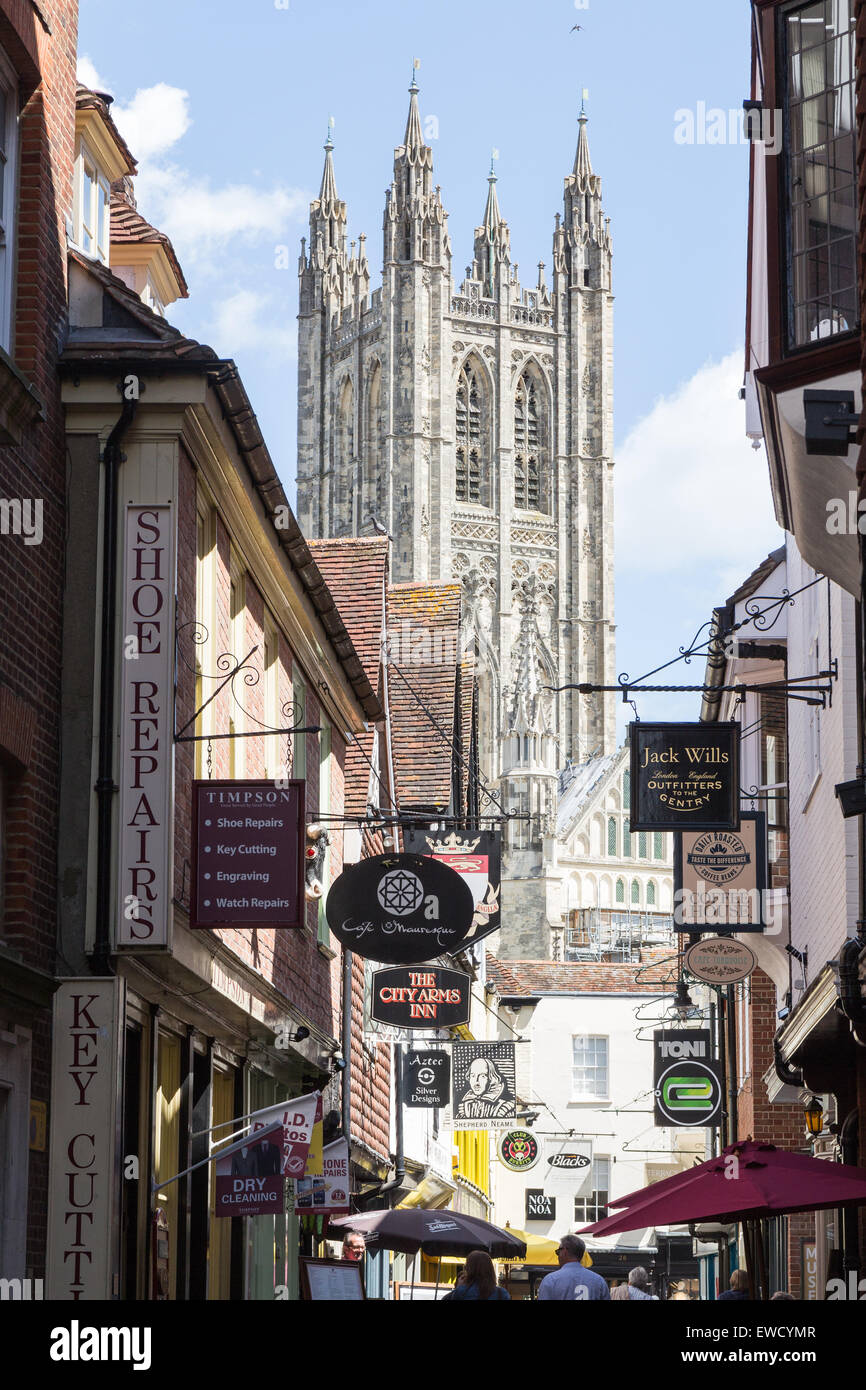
[441,1250,511,1301]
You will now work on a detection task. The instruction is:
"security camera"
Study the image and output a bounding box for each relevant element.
[332,1052,347,1072]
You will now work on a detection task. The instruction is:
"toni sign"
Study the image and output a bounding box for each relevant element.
[653,1030,722,1129]
[629,722,740,832]
[325,853,475,964]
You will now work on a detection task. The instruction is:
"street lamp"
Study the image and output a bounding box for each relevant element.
[673,979,695,1018]
[804,1095,824,1137]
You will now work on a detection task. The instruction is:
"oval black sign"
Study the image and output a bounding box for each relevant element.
[548,1153,591,1170]
[370,966,471,1028]
[325,854,475,964]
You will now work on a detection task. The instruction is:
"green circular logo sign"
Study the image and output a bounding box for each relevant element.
[498,1130,539,1171]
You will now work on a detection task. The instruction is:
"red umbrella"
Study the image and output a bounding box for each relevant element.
[577,1140,866,1299]
[579,1140,866,1235]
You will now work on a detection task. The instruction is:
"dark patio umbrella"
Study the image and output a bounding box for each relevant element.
[328,1207,527,1259]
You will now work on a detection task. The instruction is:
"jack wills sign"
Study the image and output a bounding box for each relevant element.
[630,722,740,832]
[370,966,471,1028]
[191,780,305,928]
[325,854,475,964]
[117,506,175,947]
[46,979,124,1299]
[403,1050,450,1107]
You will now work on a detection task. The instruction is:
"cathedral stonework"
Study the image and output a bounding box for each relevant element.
[297,83,616,951]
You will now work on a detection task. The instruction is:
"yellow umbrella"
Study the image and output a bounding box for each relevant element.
[502,1227,593,1267]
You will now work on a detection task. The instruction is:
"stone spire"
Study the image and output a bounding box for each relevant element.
[319,132,339,210]
[572,112,598,191]
[403,74,425,157]
[308,131,347,257]
[385,72,449,266]
[473,157,511,295]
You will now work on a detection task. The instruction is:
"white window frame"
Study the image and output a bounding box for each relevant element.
[574,1155,611,1225]
[0,46,19,353]
[73,136,111,265]
[571,1034,609,1101]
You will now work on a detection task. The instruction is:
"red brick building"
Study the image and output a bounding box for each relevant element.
[0,0,79,1285]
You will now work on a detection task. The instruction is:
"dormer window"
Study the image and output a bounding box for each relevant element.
[75,139,111,264]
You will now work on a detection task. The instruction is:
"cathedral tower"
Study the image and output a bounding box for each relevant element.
[297,82,616,788]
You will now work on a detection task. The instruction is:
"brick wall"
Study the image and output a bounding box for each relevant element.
[0,0,78,1276]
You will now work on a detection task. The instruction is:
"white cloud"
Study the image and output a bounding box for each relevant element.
[112,83,191,161]
[207,290,296,358]
[615,350,783,579]
[135,163,309,265]
[77,55,110,93]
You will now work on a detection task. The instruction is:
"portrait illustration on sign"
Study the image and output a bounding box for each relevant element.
[451,1042,516,1130]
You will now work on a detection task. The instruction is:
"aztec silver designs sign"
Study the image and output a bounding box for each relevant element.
[325,853,475,964]
[451,1041,516,1131]
[116,505,175,947]
[630,722,740,832]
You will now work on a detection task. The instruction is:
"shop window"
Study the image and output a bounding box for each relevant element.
[208,1065,236,1300]
[153,1032,182,1301]
[574,1157,611,1225]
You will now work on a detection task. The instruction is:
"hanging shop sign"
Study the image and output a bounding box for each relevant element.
[653,1030,722,1129]
[294,1139,350,1215]
[548,1152,591,1172]
[674,811,767,933]
[403,828,501,944]
[370,965,471,1028]
[325,853,475,964]
[243,1090,320,1179]
[629,722,740,832]
[525,1190,556,1222]
[214,1121,286,1217]
[117,505,175,947]
[684,936,757,984]
[451,1041,517,1130]
[46,979,125,1298]
[498,1130,540,1172]
[403,1050,451,1107]
[190,779,305,929]
[544,1140,594,1197]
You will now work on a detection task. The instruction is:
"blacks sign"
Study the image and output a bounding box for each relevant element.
[653,1030,722,1129]
[370,966,471,1029]
[630,722,740,832]
[325,854,475,964]
[526,1191,556,1222]
[403,1051,450,1108]
[548,1152,591,1172]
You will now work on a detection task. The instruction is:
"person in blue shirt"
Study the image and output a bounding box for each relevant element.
[537,1234,610,1301]
[441,1250,510,1301]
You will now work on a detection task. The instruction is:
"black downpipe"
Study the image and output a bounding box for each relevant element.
[341,948,352,1144]
[92,395,138,975]
[725,985,738,1146]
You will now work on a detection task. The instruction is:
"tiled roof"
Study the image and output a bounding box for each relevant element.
[110,184,189,298]
[75,85,137,174]
[309,538,390,815]
[387,583,462,811]
[726,546,786,608]
[459,651,476,810]
[487,953,674,995]
[63,249,215,361]
[556,748,623,840]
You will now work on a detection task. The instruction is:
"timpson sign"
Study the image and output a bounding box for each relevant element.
[116,506,175,948]
[46,979,124,1299]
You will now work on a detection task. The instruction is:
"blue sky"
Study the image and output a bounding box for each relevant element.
[79,0,782,741]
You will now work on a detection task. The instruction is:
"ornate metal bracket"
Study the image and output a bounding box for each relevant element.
[173,620,321,744]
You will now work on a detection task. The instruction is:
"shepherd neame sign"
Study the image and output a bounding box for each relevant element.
[629,722,740,832]
[325,854,475,964]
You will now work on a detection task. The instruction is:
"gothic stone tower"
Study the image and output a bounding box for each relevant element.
[297,84,616,785]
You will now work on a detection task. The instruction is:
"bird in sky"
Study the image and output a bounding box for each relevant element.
[571,24,583,31]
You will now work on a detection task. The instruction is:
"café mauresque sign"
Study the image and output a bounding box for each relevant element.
[325,853,475,964]
[630,722,740,832]
[370,966,471,1028]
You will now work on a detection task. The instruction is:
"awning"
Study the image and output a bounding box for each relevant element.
[396,1171,456,1211]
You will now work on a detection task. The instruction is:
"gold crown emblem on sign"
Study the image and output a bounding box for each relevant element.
[436,831,482,853]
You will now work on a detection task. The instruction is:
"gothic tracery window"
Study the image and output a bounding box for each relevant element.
[514,368,547,511]
[366,362,383,516]
[336,377,354,530]
[455,361,487,505]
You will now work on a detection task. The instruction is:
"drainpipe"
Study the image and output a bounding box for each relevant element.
[837,938,866,1047]
[341,948,352,1142]
[92,395,138,975]
[725,985,738,1146]
[375,1041,406,1207]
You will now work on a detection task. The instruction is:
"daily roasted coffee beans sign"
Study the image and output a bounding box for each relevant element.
[403,828,501,944]
[630,722,740,831]
[370,966,471,1028]
[653,1030,722,1128]
[403,1050,450,1107]
[674,811,766,933]
[325,853,475,964]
